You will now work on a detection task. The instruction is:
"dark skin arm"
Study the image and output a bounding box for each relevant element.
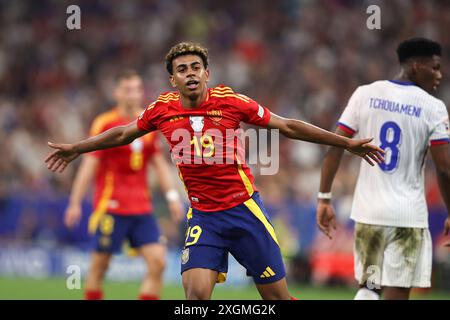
[314,128,353,239]
[46,112,384,173]
[267,113,384,165]
[430,143,450,245]
[45,120,145,172]
[315,129,450,242]
[268,113,384,239]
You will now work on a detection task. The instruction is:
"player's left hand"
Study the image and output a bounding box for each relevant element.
[168,199,184,224]
[346,138,385,166]
[316,199,337,239]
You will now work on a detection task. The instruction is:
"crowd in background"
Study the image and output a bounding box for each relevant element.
[0,0,449,286]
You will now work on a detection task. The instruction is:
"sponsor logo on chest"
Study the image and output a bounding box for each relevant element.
[207,109,222,123]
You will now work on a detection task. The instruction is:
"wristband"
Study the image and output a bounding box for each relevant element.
[317,192,332,200]
[165,189,180,202]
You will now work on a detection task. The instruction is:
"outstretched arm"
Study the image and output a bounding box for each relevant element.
[430,143,450,243]
[45,120,146,173]
[267,112,384,165]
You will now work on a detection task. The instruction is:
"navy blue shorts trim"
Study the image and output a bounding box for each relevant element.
[93,213,160,254]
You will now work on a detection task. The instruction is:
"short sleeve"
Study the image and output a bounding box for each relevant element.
[238,95,271,127]
[137,102,159,132]
[337,87,361,136]
[429,101,450,145]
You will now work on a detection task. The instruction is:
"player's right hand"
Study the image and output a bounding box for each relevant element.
[64,203,82,229]
[45,142,80,172]
[316,200,337,239]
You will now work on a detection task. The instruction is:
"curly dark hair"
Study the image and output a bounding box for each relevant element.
[397,37,441,63]
[165,42,209,75]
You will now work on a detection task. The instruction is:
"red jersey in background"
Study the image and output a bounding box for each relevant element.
[88,108,161,233]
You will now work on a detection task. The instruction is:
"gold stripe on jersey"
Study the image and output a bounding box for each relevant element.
[210,87,233,93]
[210,93,250,103]
[156,97,179,104]
[159,92,179,99]
[88,171,114,234]
[236,93,251,101]
[210,89,234,95]
[210,90,234,96]
[156,92,179,103]
[159,92,179,98]
[235,153,254,197]
[211,86,234,92]
[155,99,178,105]
[157,94,179,100]
[157,96,179,103]
[243,198,280,247]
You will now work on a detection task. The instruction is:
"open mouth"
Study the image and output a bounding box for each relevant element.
[186,80,199,90]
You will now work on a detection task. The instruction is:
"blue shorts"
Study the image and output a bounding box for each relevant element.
[93,213,160,254]
[180,192,286,284]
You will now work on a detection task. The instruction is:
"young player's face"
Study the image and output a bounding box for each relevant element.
[114,76,144,107]
[413,55,442,92]
[170,54,209,99]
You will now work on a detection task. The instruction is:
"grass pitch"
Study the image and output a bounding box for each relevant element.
[0,277,448,300]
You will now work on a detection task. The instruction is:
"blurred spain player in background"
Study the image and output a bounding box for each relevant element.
[45,42,384,300]
[64,70,184,300]
[317,38,450,300]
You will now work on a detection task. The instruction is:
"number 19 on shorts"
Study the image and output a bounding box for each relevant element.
[185,225,202,246]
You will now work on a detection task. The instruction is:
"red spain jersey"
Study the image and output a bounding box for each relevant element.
[137,85,271,212]
[89,108,161,217]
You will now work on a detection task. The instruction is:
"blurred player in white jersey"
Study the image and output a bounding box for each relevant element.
[316,38,450,300]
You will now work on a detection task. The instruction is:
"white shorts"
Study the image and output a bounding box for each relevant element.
[353,222,432,288]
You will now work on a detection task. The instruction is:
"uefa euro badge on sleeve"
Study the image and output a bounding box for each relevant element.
[257,104,265,118]
[181,248,190,264]
[189,116,204,133]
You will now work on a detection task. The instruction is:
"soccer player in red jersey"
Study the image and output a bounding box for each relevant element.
[64,70,184,300]
[45,43,384,300]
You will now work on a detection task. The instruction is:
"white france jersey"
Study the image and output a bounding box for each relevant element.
[338,80,450,228]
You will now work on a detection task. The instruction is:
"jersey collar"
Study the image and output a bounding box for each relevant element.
[388,79,417,86]
[178,88,211,110]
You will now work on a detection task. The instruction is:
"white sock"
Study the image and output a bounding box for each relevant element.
[354,288,380,300]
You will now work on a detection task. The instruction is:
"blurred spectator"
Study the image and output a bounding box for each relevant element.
[0,1,448,271]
